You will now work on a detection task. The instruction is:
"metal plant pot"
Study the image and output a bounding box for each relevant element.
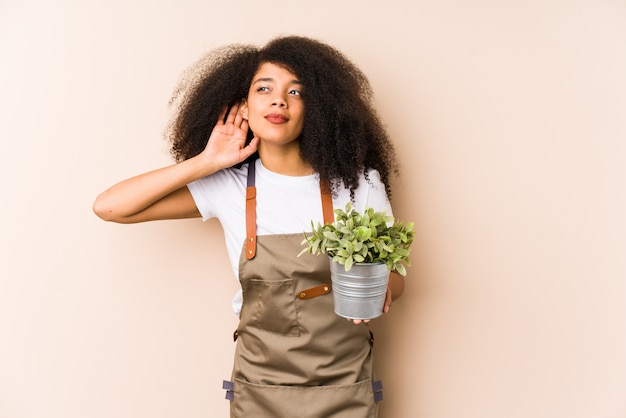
[329,258,390,320]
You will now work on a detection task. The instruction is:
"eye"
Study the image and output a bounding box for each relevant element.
[289,89,302,96]
[257,86,270,92]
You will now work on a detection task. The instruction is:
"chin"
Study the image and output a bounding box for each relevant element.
[256,132,301,145]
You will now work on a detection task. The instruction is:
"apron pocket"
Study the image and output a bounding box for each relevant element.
[231,378,377,418]
[242,278,301,336]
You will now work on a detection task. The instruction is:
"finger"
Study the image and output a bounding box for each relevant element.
[383,290,392,314]
[347,318,370,325]
[216,106,228,125]
[241,137,259,159]
[247,135,259,150]
[234,109,243,127]
[225,103,239,124]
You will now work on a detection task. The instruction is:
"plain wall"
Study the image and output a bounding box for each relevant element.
[1,0,625,417]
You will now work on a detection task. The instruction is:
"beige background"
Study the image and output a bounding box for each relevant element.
[1,0,625,417]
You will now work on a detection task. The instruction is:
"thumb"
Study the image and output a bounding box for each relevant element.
[383,286,392,314]
[241,136,259,159]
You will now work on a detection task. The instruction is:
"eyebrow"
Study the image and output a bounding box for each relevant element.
[252,77,303,86]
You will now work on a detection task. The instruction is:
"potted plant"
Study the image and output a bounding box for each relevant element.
[300,202,415,319]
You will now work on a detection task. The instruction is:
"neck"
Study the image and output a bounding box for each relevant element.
[258,142,314,176]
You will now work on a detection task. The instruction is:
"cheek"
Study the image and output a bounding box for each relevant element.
[293,108,305,130]
[247,119,259,134]
[248,109,263,128]
[243,106,260,129]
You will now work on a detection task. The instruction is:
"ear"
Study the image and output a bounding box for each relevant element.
[240,99,249,120]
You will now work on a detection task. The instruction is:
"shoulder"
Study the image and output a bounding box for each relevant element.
[187,164,249,221]
[191,164,248,189]
[352,168,389,200]
[360,168,386,191]
[333,169,392,214]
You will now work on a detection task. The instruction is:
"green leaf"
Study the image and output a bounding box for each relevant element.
[395,264,407,276]
[370,218,383,227]
[395,248,409,257]
[323,231,339,241]
[355,226,372,241]
[337,249,350,258]
[345,256,354,271]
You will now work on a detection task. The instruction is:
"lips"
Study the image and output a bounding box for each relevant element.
[265,114,289,124]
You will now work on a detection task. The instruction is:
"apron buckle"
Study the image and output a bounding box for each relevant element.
[373,380,383,403]
[222,380,235,401]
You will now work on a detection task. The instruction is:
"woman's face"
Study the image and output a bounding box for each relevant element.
[241,62,304,145]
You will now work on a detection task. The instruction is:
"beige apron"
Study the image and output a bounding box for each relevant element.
[223,162,382,417]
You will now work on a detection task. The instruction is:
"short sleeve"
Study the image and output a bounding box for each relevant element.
[187,177,220,221]
[363,169,393,216]
[333,169,393,217]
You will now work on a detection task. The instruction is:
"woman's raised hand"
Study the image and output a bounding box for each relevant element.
[200,103,259,171]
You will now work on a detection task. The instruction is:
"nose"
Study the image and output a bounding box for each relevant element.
[271,92,287,108]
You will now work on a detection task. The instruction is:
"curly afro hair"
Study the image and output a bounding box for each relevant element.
[166,35,398,198]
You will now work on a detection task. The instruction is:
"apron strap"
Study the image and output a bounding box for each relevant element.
[320,180,334,225]
[245,160,334,260]
[245,161,257,260]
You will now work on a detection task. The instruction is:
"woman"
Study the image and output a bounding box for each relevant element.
[94,35,404,417]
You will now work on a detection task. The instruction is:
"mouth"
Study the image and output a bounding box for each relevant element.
[265,113,289,124]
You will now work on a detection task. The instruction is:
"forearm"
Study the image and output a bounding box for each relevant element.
[93,155,217,222]
[388,271,405,301]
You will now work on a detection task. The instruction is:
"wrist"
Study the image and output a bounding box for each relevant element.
[188,153,222,179]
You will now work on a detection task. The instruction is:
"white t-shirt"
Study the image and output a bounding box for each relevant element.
[187,159,392,314]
